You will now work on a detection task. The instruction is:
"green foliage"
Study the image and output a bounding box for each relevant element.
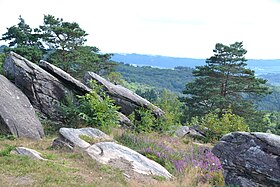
[79,134,97,144]
[5,46,44,63]
[183,42,270,123]
[136,88,159,103]
[78,134,111,144]
[129,107,156,133]
[155,89,184,128]
[40,14,87,50]
[40,15,116,77]
[116,63,194,93]
[188,111,249,143]
[1,15,116,78]
[41,118,64,136]
[62,81,120,133]
[106,71,125,86]
[259,112,280,135]
[1,16,45,62]
[0,53,5,74]
[152,175,166,181]
[77,92,119,133]
[258,85,280,111]
[0,144,15,157]
[128,89,184,134]
[0,135,16,141]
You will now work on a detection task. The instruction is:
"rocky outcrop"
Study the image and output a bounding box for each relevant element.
[84,71,164,118]
[212,132,280,187]
[38,61,132,126]
[175,126,206,139]
[39,60,91,95]
[52,127,113,149]
[86,142,172,179]
[12,147,46,160]
[0,75,44,139]
[3,52,70,121]
[53,127,172,180]
[2,52,131,132]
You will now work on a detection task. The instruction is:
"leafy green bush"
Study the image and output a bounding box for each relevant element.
[259,112,280,135]
[62,81,120,133]
[0,144,15,157]
[128,89,184,134]
[0,53,6,75]
[155,89,184,132]
[188,111,249,143]
[129,107,156,133]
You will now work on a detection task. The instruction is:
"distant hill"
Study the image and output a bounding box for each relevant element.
[112,53,280,75]
[112,53,280,85]
[112,53,205,69]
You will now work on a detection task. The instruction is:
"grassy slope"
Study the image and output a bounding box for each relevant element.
[0,132,218,187]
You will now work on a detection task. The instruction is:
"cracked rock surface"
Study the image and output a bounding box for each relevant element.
[39,60,91,95]
[3,52,70,121]
[86,141,173,180]
[53,127,172,180]
[0,74,44,139]
[12,147,46,160]
[52,127,113,149]
[212,132,280,187]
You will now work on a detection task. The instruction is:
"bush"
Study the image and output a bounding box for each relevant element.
[0,53,6,75]
[0,144,15,157]
[129,107,156,133]
[62,81,120,133]
[128,90,184,134]
[188,111,249,143]
[155,89,184,131]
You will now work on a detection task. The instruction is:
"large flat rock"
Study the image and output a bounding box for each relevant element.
[86,142,172,179]
[52,127,172,180]
[52,127,113,149]
[0,75,44,139]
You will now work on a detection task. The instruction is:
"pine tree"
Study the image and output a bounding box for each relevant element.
[1,15,116,78]
[182,42,270,122]
[1,16,44,62]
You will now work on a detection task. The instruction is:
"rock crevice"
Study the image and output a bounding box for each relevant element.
[212,132,280,187]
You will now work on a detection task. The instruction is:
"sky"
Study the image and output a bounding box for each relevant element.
[0,0,280,59]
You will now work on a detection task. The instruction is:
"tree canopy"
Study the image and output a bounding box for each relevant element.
[1,15,116,78]
[182,42,270,123]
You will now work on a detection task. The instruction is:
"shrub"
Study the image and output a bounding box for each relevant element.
[0,144,15,157]
[0,53,6,75]
[115,132,224,185]
[129,107,156,133]
[155,89,184,132]
[62,81,120,133]
[188,111,249,143]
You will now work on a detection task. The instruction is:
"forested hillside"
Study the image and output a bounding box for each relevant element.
[112,53,280,85]
[112,53,205,68]
[112,53,280,73]
[116,63,194,93]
